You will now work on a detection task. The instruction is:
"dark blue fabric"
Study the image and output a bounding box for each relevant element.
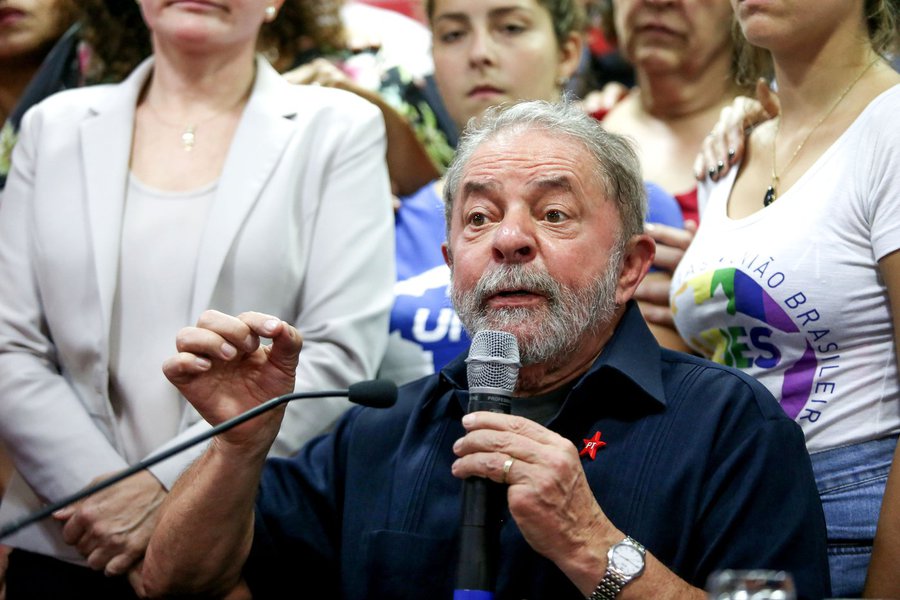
[245,302,830,600]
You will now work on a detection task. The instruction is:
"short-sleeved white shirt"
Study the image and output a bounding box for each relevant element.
[671,85,900,453]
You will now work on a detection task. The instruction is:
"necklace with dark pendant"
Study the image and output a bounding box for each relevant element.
[765,57,878,207]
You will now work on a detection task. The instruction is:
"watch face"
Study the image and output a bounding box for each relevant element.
[612,544,644,577]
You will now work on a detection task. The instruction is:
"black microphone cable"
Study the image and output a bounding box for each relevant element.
[0,379,397,540]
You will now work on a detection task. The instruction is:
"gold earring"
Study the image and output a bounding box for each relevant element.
[264,5,277,21]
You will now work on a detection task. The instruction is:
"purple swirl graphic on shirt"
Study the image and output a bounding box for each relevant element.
[676,268,816,419]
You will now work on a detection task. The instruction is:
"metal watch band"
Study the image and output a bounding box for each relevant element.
[587,536,646,600]
[589,570,628,600]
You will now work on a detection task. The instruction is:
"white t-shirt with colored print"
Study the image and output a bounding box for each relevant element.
[671,85,900,454]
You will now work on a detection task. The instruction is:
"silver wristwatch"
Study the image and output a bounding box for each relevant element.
[588,536,646,600]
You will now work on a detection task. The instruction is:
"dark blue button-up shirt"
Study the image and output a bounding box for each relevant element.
[245,302,830,599]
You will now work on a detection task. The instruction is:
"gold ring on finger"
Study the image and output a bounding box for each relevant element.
[502,457,515,485]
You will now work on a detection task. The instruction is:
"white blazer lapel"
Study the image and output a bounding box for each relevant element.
[79,60,153,334]
[191,58,297,318]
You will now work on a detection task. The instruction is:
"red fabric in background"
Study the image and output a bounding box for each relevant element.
[587,27,614,56]
[352,0,427,23]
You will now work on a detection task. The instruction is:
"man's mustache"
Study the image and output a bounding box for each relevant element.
[470,264,560,308]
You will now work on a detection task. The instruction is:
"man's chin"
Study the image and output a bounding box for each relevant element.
[476,308,543,335]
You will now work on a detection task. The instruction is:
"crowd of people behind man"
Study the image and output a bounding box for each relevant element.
[0,0,898,598]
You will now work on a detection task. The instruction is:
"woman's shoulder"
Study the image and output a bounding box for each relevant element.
[28,82,118,118]
[834,82,900,158]
[33,59,152,119]
[256,60,381,124]
[16,82,122,141]
[858,81,900,122]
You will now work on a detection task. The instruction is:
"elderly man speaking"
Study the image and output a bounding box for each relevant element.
[139,101,829,600]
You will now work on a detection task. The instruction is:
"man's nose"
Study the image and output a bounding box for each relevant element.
[491,212,536,264]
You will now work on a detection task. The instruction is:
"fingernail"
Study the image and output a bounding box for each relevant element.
[263,319,279,335]
[716,161,724,173]
[196,357,212,370]
[461,414,474,427]
[728,148,736,159]
[221,343,237,358]
[708,167,716,178]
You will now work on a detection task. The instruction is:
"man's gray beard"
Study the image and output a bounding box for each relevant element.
[450,249,622,366]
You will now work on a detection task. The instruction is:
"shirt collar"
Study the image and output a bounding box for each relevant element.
[578,300,667,407]
[432,300,667,412]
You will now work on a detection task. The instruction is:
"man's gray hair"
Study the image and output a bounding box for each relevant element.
[443,99,647,242]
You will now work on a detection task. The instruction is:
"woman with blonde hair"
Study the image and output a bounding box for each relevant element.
[670,0,900,595]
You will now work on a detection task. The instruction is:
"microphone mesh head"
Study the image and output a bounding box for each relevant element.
[466,330,521,394]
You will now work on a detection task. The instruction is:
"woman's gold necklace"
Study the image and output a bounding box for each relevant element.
[145,92,249,152]
[764,58,879,207]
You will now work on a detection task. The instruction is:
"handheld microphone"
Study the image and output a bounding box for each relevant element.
[454,330,520,600]
[0,379,397,541]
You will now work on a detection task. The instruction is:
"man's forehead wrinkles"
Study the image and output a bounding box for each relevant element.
[466,151,581,169]
[461,167,580,195]
[463,153,582,179]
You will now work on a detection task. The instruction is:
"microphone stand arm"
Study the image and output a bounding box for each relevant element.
[0,389,347,540]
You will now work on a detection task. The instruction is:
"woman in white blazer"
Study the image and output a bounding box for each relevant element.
[0,0,394,596]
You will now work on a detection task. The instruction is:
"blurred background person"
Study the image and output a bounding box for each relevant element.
[278,0,451,196]
[567,0,634,102]
[588,0,750,352]
[669,0,900,595]
[340,0,434,81]
[0,0,79,192]
[599,0,746,225]
[0,0,394,597]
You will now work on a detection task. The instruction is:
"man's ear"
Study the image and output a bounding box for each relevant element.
[442,242,453,268]
[615,234,655,304]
